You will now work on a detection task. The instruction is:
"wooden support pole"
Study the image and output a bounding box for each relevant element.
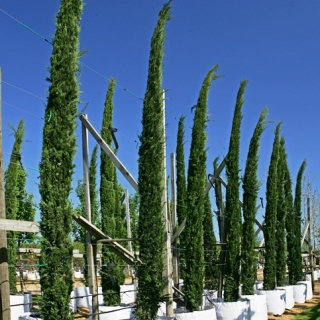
[170,153,179,286]
[0,67,11,320]
[307,197,315,289]
[162,91,173,317]
[82,114,99,320]
[125,190,132,254]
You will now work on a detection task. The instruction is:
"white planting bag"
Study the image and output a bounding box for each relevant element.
[214,299,250,320]
[258,289,286,315]
[99,306,134,320]
[241,294,267,320]
[293,284,306,303]
[297,280,313,300]
[276,286,294,309]
[175,307,217,320]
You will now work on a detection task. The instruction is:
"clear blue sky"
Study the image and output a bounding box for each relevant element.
[1,1,319,231]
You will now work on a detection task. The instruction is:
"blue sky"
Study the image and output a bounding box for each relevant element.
[1,1,319,233]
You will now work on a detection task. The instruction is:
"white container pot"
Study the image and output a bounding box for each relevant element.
[276,286,294,309]
[99,306,135,320]
[297,280,313,300]
[175,307,217,320]
[213,299,250,320]
[292,284,306,303]
[241,294,267,320]
[258,289,286,315]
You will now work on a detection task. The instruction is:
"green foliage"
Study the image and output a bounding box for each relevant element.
[16,166,37,242]
[284,152,295,284]
[241,107,267,295]
[5,119,25,294]
[38,0,83,318]
[263,123,281,290]
[203,193,218,290]
[275,137,288,286]
[224,80,247,302]
[292,159,307,282]
[176,115,187,278]
[100,78,124,306]
[136,3,171,319]
[184,65,219,311]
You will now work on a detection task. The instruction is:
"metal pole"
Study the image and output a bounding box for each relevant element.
[307,197,315,289]
[82,114,99,320]
[170,153,179,286]
[0,67,11,320]
[162,91,173,317]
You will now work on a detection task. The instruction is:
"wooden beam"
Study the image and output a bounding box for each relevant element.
[0,219,40,233]
[73,215,140,265]
[171,218,186,244]
[301,221,310,247]
[79,114,138,192]
[205,155,227,193]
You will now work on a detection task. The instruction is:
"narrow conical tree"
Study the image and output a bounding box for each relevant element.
[275,137,288,286]
[285,162,295,284]
[4,119,25,293]
[176,115,187,279]
[100,78,123,305]
[136,3,171,318]
[38,0,83,318]
[292,160,307,282]
[241,107,267,295]
[16,166,37,242]
[203,193,218,290]
[263,123,281,290]
[184,65,219,311]
[224,80,247,302]
[89,145,100,230]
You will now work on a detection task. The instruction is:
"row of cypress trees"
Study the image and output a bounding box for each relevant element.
[34,0,307,318]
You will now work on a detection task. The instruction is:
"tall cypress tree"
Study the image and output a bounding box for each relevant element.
[292,160,306,282]
[285,159,295,284]
[241,107,267,295]
[136,3,171,319]
[100,78,123,305]
[263,123,281,290]
[224,80,247,302]
[5,119,25,293]
[176,115,187,279]
[275,137,288,286]
[203,193,218,290]
[38,0,83,318]
[89,145,100,230]
[184,65,219,311]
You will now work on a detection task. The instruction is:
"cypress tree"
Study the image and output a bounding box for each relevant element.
[285,160,295,284]
[100,78,123,305]
[38,0,83,318]
[203,193,218,290]
[136,3,171,318]
[275,137,288,286]
[241,107,267,295]
[292,160,306,282]
[263,123,281,290]
[16,166,37,242]
[176,115,187,279]
[5,119,25,293]
[89,145,100,230]
[184,65,219,311]
[224,80,247,302]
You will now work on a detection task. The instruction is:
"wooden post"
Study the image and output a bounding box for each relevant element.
[125,189,133,278]
[82,114,99,320]
[162,91,173,317]
[307,197,315,289]
[170,153,179,286]
[0,67,11,320]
